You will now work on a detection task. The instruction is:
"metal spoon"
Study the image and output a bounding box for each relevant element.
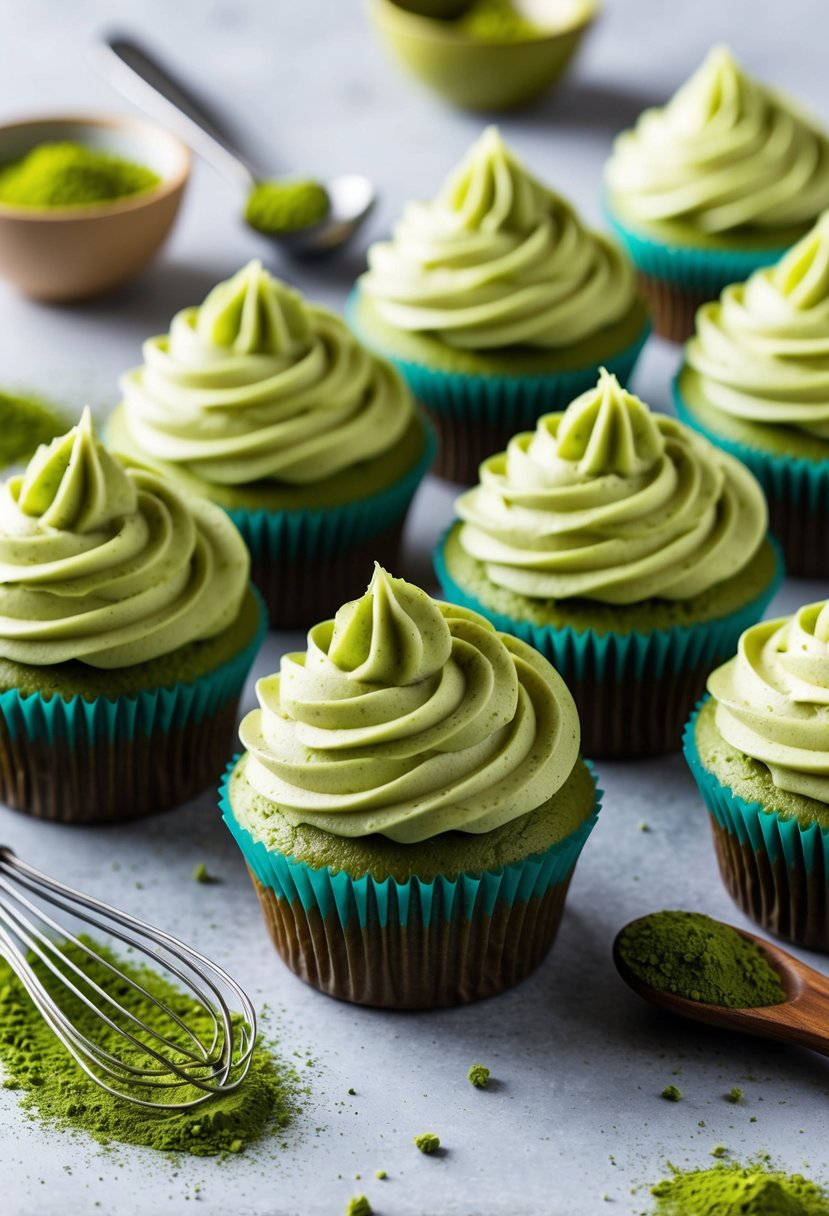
[91,33,375,255]
[613,915,829,1057]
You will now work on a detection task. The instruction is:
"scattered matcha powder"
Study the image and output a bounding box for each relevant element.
[0,142,159,208]
[192,862,211,884]
[726,1087,744,1104]
[0,940,304,1156]
[661,1085,682,1103]
[617,911,786,1007]
[345,1196,372,1216]
[0,392,67,469]
[650,1160,829,1215]
[244,179,329,235]
[414,1132,441,1154]
[711,1145,728,1159]
[468,1064,491,1089]
[374,1169,387,1180]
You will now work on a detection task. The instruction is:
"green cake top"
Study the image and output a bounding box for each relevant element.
[683,212,829,444]
[237,565,580,843]
[455,369,768,606]
[0,409,249,669]
[359,126,636,352]
[115,260,414,488]
[606,46,829,239]
[708,600,829,808]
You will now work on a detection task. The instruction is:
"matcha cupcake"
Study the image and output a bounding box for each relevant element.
[435,370,782,758]
[0,410,263,824]
[108,260,434,627]
[349,126,649,483]
[221,565,599,1009]
[675,213,829,577]
[605,46,829,342]
[685,602,829,951]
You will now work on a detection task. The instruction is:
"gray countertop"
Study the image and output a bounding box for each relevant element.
[1,2,828,1213]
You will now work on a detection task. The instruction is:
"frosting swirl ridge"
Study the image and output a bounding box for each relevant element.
[456,370,767,604]
[684,212,829,437]
[708,601,829,804]
[0,409,249,668]
[606,46,829,234]
[239,565,580,842]
[119,260,414,485]
[359,127,637,350]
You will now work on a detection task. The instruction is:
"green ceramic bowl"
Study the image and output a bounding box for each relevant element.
[368,0,599,111]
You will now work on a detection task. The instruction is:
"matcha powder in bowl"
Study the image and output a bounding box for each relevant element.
[0,141,160,208]
[0,941,305,1156]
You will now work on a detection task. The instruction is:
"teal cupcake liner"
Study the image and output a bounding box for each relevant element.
[220,758,601,1007]
[0,586,266,824]
[434,532,783,757]
[604,207,788,293]
[674,376,829,577]
[346,289,649,482]
[224,422,435,625]
[683,701,829,950]
[226,422,435,561]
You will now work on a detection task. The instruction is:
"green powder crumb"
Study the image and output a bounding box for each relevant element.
[639,821,651,832]
[348,1087,356,1095]
[726,1087,743,1104]
[0,392,68,469]
[468,1064,491,1089]
[661,1085,682,1103]
[616,911,786,1008]
[192,862,212,884]
[712,1146,728,1159]
[244,179,329,235]
[414,1132,441,1154]
[0,939,305,1156]
[374,1169,387,1180]
[0,142,159,208]
[650,1160,829,1215]
[750,1116,758,1123]
[345,1197,372,1216]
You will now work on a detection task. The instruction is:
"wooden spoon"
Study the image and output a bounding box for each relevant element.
[613,916,829,1058]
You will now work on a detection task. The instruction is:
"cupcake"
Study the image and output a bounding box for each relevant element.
[684,602,829,951]
[0,409,263,824]
[605,46,829,342]
[220,565,600,1009]
[435,369,782,759]
[348,126,649,483]
[675,213,829,577]
[107,260,434,627]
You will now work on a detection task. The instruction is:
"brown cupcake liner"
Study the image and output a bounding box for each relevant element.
[425,405,518,485]
[636,272,711,343]
[566,665,714,760]
[250,869,573,1009]
[710,819,829,952]
[764,489,829,580]
[0,699,240,824]
[250,520,404,630]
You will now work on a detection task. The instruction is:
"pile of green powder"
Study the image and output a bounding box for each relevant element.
[650,1161,829,1215]
[457,0,546,42]
[244,179,329,235]
[617,911,786,1008]
[0,392,67,469]
[0,942,303,1156]
[0,141,160,208]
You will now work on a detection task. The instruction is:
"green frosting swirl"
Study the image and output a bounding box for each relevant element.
[455,369,768,604]
[358,126,637,351]
[238,565,580,842]
[708,601,829,805]
[0,409,249,668]
[606,46,829,235]
[684,212,829,437]
[119,260,414,485]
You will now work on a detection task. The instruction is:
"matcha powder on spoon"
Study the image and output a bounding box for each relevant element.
[0,942,305,1156]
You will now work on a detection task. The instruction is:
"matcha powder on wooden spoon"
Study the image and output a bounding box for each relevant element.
[0,942,305,1156]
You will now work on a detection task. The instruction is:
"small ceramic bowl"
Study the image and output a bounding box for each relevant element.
[0,114,191,302]
[368,0,599,111]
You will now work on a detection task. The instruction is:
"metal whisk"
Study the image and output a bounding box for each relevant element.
[0,846,257,1110]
